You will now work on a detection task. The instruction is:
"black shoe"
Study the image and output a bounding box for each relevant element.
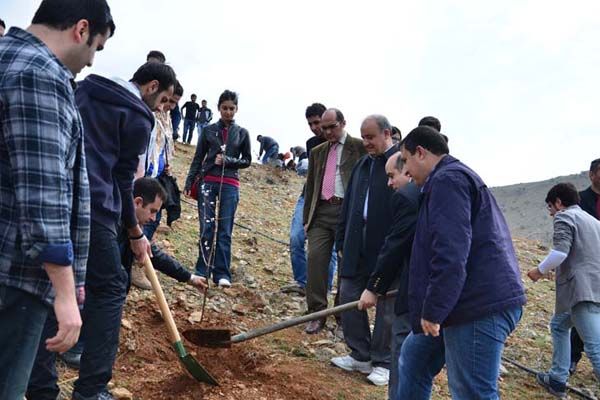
[569,361,578,375]
[280,283,305,296]
[58,349,82,369]
[536,372,567,398]
[305,318,326,334]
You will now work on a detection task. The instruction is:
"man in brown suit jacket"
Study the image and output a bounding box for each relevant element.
[303,108,366,333]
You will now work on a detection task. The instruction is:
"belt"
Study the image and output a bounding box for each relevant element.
[320,196,343,205]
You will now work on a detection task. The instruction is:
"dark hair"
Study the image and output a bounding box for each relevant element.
[545,183,580,207]
[256,135,263,141]
[133,177,168,206]
[394,152,404,171]
[418,116,441,132]
[218,90,238,107]
[330,108,345,123]
[0,19,5,29]
[305,103,327,119]
[32,0,115,45]
[130,62,177,92]
[590,158,600,173]
[191,94,197,98]
[400,126,449,156]
[392,126,401,138]
[174,80,184,97]
[146,50,166,63]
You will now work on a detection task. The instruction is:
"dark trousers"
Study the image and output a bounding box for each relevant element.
[73,224,128,397]
[339,274,396,368]
[27,311,62,400]
[0,285,49,400]
[195,182,239,283]
[571,328,585,364]
[306,202,342,313]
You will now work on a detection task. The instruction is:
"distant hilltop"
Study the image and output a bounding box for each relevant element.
[492,171,589,244]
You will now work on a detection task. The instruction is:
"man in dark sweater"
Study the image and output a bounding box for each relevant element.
[400,126,526,398]
[181,93,201,144]
[196,99,213,137]
[30,62,177,400]
[570,157,600,374]
[257,134,279,164]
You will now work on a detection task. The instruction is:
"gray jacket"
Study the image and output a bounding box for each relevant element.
[554,205,600,313]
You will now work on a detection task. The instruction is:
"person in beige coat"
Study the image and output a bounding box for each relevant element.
[303,108,366,334]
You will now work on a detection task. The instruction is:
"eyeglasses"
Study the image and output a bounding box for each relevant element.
[321,122,340,131]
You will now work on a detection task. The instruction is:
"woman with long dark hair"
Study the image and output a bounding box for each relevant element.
[184,90,251,287]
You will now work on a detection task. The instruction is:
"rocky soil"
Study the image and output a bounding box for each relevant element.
[54,144,598,399]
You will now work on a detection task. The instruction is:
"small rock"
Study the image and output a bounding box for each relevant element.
[111,387,133,400]
[232,304,249,315]
[188,311,203,323]
[121,319,132,330]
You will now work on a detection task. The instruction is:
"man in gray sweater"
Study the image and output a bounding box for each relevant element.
[528,182,600,398]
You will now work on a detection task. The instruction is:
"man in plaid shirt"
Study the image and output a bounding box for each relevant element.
[0,0,115,398]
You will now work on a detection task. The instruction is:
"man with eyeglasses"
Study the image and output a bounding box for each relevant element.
[303,108,366,334]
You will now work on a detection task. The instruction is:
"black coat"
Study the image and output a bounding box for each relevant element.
[336,146,397,277]
[580,186,599,219]
[366,182,419,315]
[184,120,251,191]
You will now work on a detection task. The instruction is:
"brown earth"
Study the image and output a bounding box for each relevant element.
[55,143,599,400]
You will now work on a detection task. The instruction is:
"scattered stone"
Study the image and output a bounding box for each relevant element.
[188,311,203,323]
[110,387,133,400]
[121,319,132,330]
[232,304,249,315]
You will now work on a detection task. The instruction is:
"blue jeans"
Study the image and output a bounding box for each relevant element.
[395,332,445,400]
[261,145,279,164]
[196,121,209,138]
[183,119,195,144]
[444,306,522,400]
[549,302,600,383]
[0,285,49,400]
[143,209,162,241]
[28,311,84,400]
[289,195,337,288]
[72,224,128,397]
[389,313,412,399]
[195,182,239,283]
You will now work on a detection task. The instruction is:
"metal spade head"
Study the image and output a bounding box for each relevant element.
[173,341,219,385]
[183,328,232,348]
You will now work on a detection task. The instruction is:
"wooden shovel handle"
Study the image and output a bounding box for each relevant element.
[142,256,181,343]
[232,289,398,344]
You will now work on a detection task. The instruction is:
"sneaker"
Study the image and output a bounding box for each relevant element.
[218,278,231,288]
[331,355,373,374]
[536,372,567,398]
[367,367,390,386]
[131,265,152,290]
[72,391,115,400]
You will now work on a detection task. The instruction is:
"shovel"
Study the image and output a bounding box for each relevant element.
[183,290,397,348]
[142,256,219,386]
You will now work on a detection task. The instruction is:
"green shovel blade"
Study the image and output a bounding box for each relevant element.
[173,341,219,386]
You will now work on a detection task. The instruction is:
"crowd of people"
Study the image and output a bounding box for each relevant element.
[1,1,600,400]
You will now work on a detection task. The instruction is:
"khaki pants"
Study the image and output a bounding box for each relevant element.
[306,201,341,313]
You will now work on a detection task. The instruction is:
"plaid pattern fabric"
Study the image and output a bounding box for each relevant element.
[0,28,90,305]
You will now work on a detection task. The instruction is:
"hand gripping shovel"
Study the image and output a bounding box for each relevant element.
[142,256,218,385]
[183,290,397,348]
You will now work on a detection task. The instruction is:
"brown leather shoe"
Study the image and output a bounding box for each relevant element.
[305,318,326,334]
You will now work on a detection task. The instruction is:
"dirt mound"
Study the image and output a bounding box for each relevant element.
[115,301,356,400]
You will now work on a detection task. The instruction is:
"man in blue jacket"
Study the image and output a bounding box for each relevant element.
[399,126,526,399]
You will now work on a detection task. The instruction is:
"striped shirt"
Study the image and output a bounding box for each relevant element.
[0,28,90,305]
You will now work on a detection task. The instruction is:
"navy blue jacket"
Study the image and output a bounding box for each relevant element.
[336,146,397,277]
[409,155,526,332]
[366,182,419,315]
[579,186,599,219]
[76,75,154,232]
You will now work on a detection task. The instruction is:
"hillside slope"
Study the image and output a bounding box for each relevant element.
[56,145,599,399]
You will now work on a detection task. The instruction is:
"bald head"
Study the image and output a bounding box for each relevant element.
[385,151,410,190]
[320,108,346,142]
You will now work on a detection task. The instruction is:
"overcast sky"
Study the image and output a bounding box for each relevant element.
[3,0,599,186]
